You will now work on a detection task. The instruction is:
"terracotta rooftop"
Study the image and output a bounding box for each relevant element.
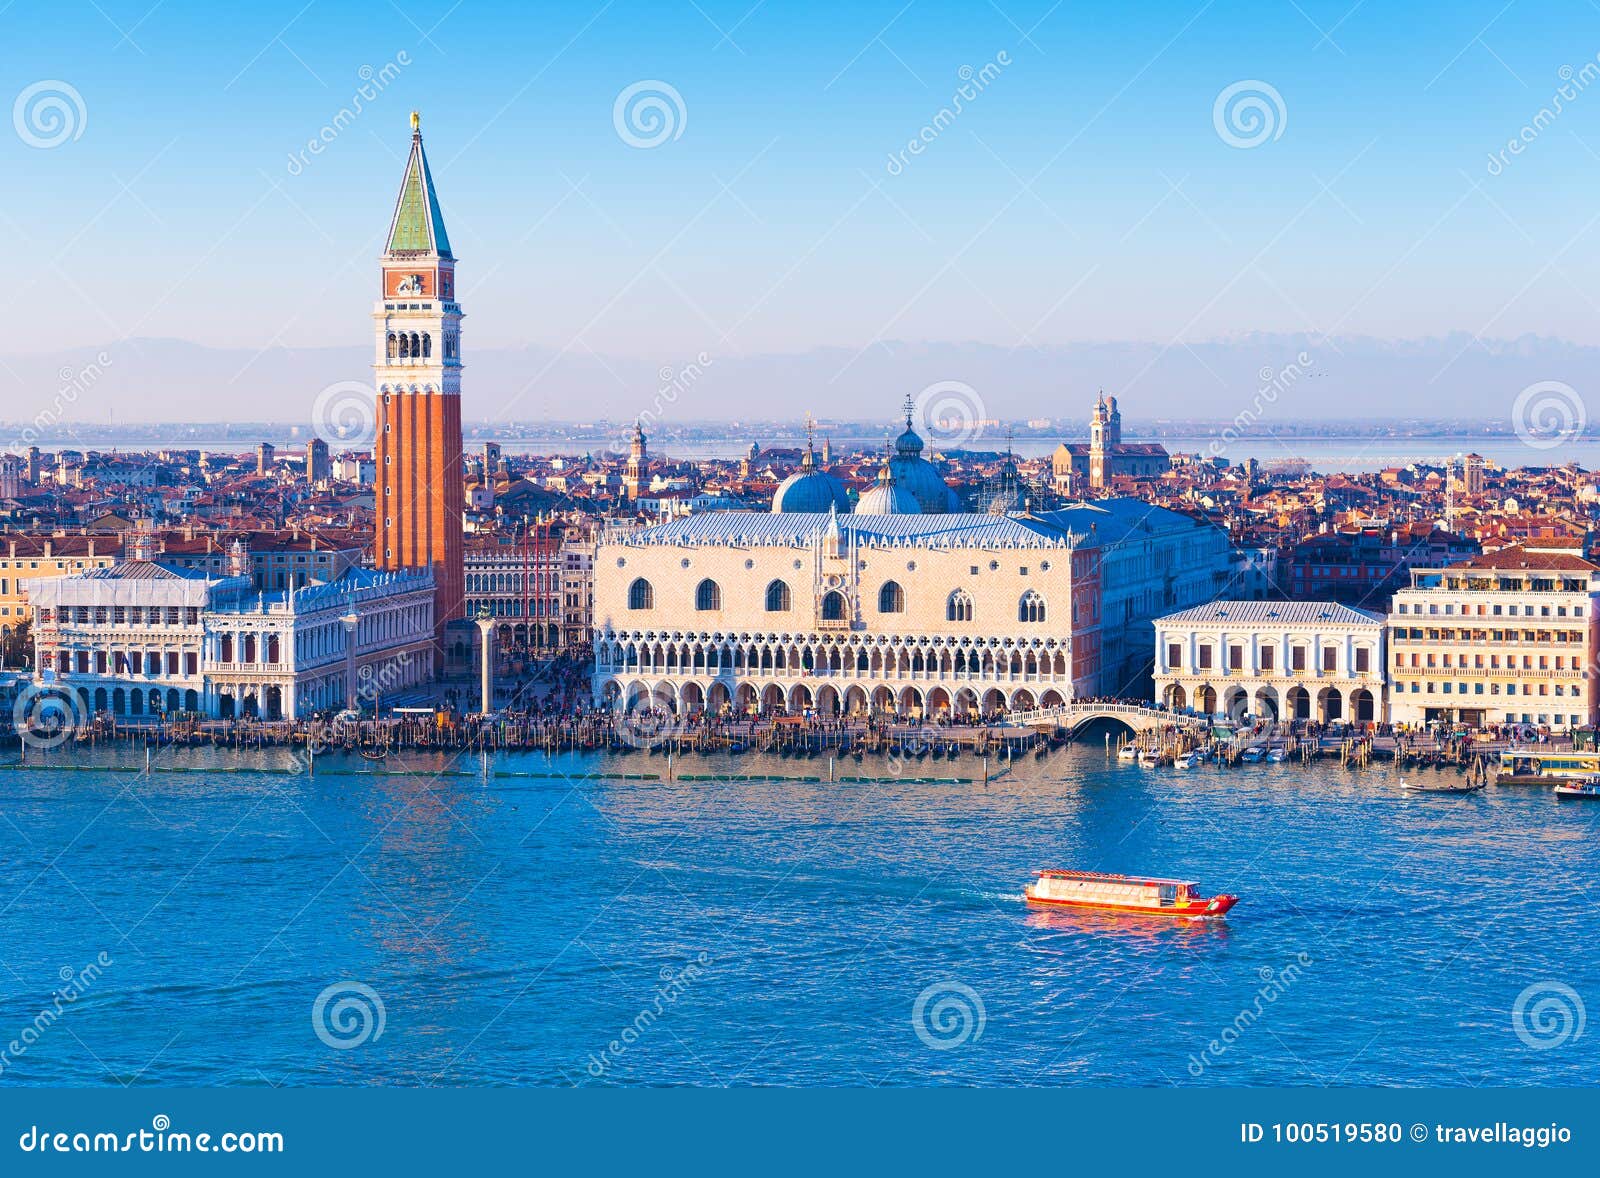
[1449,545,1598,572]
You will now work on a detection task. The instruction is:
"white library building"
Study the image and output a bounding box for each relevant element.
[1153,600,1387,725]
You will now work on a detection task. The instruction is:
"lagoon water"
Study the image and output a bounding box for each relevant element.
[1,741,1595,1087]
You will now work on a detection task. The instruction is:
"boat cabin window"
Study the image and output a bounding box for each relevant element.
[1158,885,1178,907]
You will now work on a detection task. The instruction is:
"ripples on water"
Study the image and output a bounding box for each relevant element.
[0,744,1596,1087]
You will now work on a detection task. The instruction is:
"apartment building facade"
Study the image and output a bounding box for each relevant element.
[1386,547,1600,729]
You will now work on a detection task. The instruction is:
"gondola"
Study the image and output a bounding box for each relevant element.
[1401,779,1484,795]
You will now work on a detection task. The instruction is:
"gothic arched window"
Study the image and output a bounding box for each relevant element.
[422,333,432,358]
[765,580,791,612]
[1019,590,1046,623]
[822,590,847,621]
[628,578,653,610]
[695,578,721,611]
[878,581,905,613]
[946,589,973,622]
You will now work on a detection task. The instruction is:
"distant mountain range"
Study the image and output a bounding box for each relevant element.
[3,333,1595,429]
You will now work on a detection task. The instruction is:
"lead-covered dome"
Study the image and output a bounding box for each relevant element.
[771,443,851,513]
[855,460,922,516]
[889,403,961,513]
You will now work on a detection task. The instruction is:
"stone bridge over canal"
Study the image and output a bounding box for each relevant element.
[1005,701,1206,736]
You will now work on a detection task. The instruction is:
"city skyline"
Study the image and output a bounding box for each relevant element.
[10,0,1600,1136]
[7,1,1600,425]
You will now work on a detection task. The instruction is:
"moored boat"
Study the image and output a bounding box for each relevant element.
[1025,869,1238,917]
[1239,746,1265,763]
[1554,777,1600,800]
[1265,746,1288,763]
[1173,750,1203,769]
[1117,744,1138,762]
[1498,749,1600,783]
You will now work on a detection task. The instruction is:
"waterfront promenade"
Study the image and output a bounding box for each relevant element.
[8,700,1573,774]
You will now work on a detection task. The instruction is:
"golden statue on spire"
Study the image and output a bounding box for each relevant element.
[410,110,421,133]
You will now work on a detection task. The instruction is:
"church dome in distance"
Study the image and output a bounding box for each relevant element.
[855,459,922,516]
[887,398,961,513]
[771,440,851,513]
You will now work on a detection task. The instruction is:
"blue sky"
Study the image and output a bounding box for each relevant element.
[6,0,1600,370]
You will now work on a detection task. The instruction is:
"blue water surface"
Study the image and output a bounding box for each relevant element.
[0,741,1595,1087]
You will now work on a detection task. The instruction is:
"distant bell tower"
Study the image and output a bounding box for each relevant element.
[1089,391,1110,491]
[623,421,648,500]
[374,112,465,659]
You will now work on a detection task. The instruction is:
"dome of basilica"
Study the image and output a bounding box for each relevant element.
[888,403,962,513]
[770,442,851,513]
[854,459,922,516]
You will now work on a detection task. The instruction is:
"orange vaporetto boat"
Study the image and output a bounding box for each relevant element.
[1024,869,1239,918]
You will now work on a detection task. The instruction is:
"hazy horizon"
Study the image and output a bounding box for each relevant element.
[9,0,1600,432]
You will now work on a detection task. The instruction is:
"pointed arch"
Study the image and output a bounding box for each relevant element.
[878,581,905,613]
[946,588,973,622]
[822,590,847,620]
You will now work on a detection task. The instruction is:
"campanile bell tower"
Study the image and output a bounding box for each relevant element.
[374,112,465,660]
